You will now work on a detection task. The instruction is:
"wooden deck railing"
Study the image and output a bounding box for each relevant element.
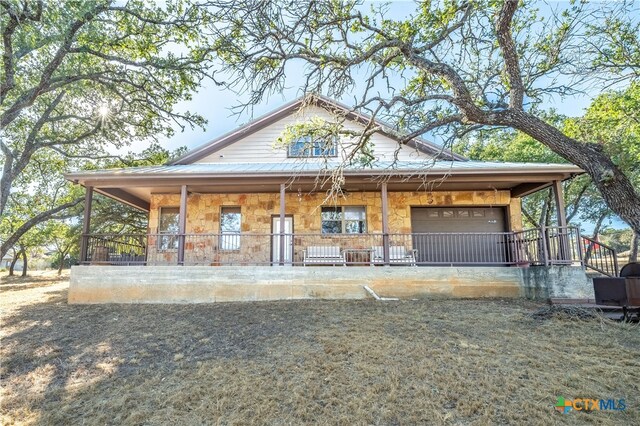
[79,226,586,267]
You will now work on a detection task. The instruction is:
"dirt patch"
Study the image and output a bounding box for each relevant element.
[530,305,602,321]
[1,276,639,425]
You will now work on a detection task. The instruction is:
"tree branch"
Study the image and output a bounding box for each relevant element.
[0,197,83,259]
[495,0,524,109]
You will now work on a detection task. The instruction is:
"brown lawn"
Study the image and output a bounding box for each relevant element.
[1,271,638,425]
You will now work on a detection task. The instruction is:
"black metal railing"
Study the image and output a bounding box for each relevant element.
[80,227,585,267]
[83,234,147,265]
[581,235,619,277]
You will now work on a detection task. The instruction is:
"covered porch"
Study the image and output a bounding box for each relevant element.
[74,170,585,268]
[65,161,612,303]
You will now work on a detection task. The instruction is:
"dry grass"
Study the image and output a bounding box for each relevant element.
[1,273,639,425]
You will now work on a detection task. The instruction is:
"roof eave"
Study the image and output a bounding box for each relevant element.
[65,165,584,185]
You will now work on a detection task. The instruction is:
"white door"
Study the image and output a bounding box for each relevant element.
[272,217,293,265]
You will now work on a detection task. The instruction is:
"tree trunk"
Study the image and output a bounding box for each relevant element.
[57,249,68,276]
[505,110,640,235]
[8,249,21,276]
[21,248,27,277]
[538,189,551,227]
[592,213,607,240]
[630,231,639,263]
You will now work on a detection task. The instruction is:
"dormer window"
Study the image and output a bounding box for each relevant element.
[288,136,337,158]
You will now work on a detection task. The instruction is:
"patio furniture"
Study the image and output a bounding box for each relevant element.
[593,262,640,321]
[343,248,375,266]
[303,246,346,266]
[370,246,417,266]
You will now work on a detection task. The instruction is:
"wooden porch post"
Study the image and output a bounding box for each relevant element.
[552,180,568,229]
[79,186,93,264]
[178,185,187,265]
[552,180,569,261]
[381,182,390,265]
[279,183,286,265]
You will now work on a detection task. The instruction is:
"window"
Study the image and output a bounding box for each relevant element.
[220,207,241,250]
[288,135,337,158]
[321,206,366,234]
[158,207,179,250]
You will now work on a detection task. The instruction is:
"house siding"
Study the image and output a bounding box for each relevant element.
[194,106,431,164]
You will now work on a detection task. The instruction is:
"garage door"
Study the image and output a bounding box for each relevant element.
[410,207,508,264]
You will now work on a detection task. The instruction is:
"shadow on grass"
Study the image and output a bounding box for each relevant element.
[1,292,638,425]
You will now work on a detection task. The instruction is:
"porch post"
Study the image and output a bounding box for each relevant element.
[552,180,568,229]
[279,183,286,265]
[79,186,93,264]
[178,185,187,265]
[381,182,390,265]
[552,180,569,261]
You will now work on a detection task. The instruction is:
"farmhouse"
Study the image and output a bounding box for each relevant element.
[65,95,597,303]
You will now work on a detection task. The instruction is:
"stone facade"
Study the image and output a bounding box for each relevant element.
[145,190,523,265]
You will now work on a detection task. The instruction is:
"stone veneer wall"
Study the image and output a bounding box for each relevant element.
[146,190,523,265]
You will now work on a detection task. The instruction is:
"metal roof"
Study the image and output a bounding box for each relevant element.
[66,160,583,179]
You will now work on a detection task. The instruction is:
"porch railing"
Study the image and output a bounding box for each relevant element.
[581,235,619,277]
[79,226,585,267]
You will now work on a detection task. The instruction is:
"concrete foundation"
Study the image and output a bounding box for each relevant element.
[68,265,593,304]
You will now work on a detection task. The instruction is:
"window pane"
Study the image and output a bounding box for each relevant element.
[220,233,240,250]
[159,207,179,233]
[220,207,241,232]
[158,207,179,250]
[220,207,241,250]
[313,137,336,157]
[289,136,311,157]
[159,235,178,250]
[321,206,366,234]
[322,221,341,234]
[344,206,365,220]
[345,220,366,234]
[321,207,342,220]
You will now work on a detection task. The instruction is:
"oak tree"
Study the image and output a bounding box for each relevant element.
[209,0,640,233]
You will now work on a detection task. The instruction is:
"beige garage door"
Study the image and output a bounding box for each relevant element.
[410,207,508,264]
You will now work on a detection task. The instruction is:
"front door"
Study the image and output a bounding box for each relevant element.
[271,216,293,265]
